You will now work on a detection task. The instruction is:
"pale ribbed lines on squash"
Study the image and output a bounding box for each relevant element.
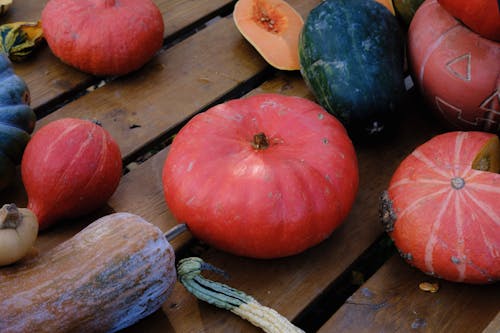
[424,190,453,276]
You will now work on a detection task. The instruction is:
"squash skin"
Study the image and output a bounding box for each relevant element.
[437,0,500,41]
[0,53,35,190]
[162,93,359,259]
[408,0,500,133]
[21,118,123,230]
[299,0,405,138]
[0,212,176,333]
[381,131,500,284]
[41,0,164,76]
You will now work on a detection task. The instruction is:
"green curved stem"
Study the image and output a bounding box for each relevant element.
[177,257,305,333]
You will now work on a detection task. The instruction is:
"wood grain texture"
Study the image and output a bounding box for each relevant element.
[32,15,267,158]
[4,0,235,110]
[319,255,500,333]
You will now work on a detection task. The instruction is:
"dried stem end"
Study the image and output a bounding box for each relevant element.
[0,203,20,229]
[251,132,269,150]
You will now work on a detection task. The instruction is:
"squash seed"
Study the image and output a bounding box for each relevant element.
[418,281,439,293]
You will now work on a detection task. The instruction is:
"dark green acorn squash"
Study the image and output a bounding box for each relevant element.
[299,0,405,138]
[0,52,35,190]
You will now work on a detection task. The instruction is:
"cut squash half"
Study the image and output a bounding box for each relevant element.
[233,0,303,70]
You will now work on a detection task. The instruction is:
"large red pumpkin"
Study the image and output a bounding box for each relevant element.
[381,131,500,284]
[408,0,500,133]
[162,93,359,259]
[21,118,122,230]
[41,0,164,76]
[437,0,500,41]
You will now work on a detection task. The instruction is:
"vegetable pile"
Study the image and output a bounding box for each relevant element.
[0,0,499,332]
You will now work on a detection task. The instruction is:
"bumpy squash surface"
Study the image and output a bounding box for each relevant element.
[299,0,405,138]
[0,213,176,333]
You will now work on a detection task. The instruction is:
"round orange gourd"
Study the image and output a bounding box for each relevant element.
[21,118,122,230]
[163,93,358,259]
[381,131,500,284]
[233,0,304,70]
[41,0,164,76]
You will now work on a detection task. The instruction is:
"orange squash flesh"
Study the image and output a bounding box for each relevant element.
[233,0,303,70]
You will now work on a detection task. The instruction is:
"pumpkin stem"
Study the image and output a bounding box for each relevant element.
[0,204,20,229]
[252,132,269,150]
[451,177,465,190]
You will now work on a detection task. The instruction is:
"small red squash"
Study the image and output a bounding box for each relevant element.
[437,0,500,41]
[21,118,122,230]
[162,93,359,259]
[41,0,164,76]
[381,131,500,284]
[408,0,500,133]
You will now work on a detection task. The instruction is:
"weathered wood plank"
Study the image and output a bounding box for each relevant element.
[32,15,267,158]
[3,0,235,109]
[319,255,500,333]
[28,0,322,161]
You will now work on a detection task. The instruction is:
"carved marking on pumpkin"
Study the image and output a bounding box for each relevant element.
[435,95,500,132]
[445,53,471,82]
[479,90,500,132]
[418,24,461,89]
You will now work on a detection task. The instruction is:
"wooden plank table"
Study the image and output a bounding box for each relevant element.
[1,1,498,332]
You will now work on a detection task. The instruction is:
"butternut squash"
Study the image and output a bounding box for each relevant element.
[0,212,176,333]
